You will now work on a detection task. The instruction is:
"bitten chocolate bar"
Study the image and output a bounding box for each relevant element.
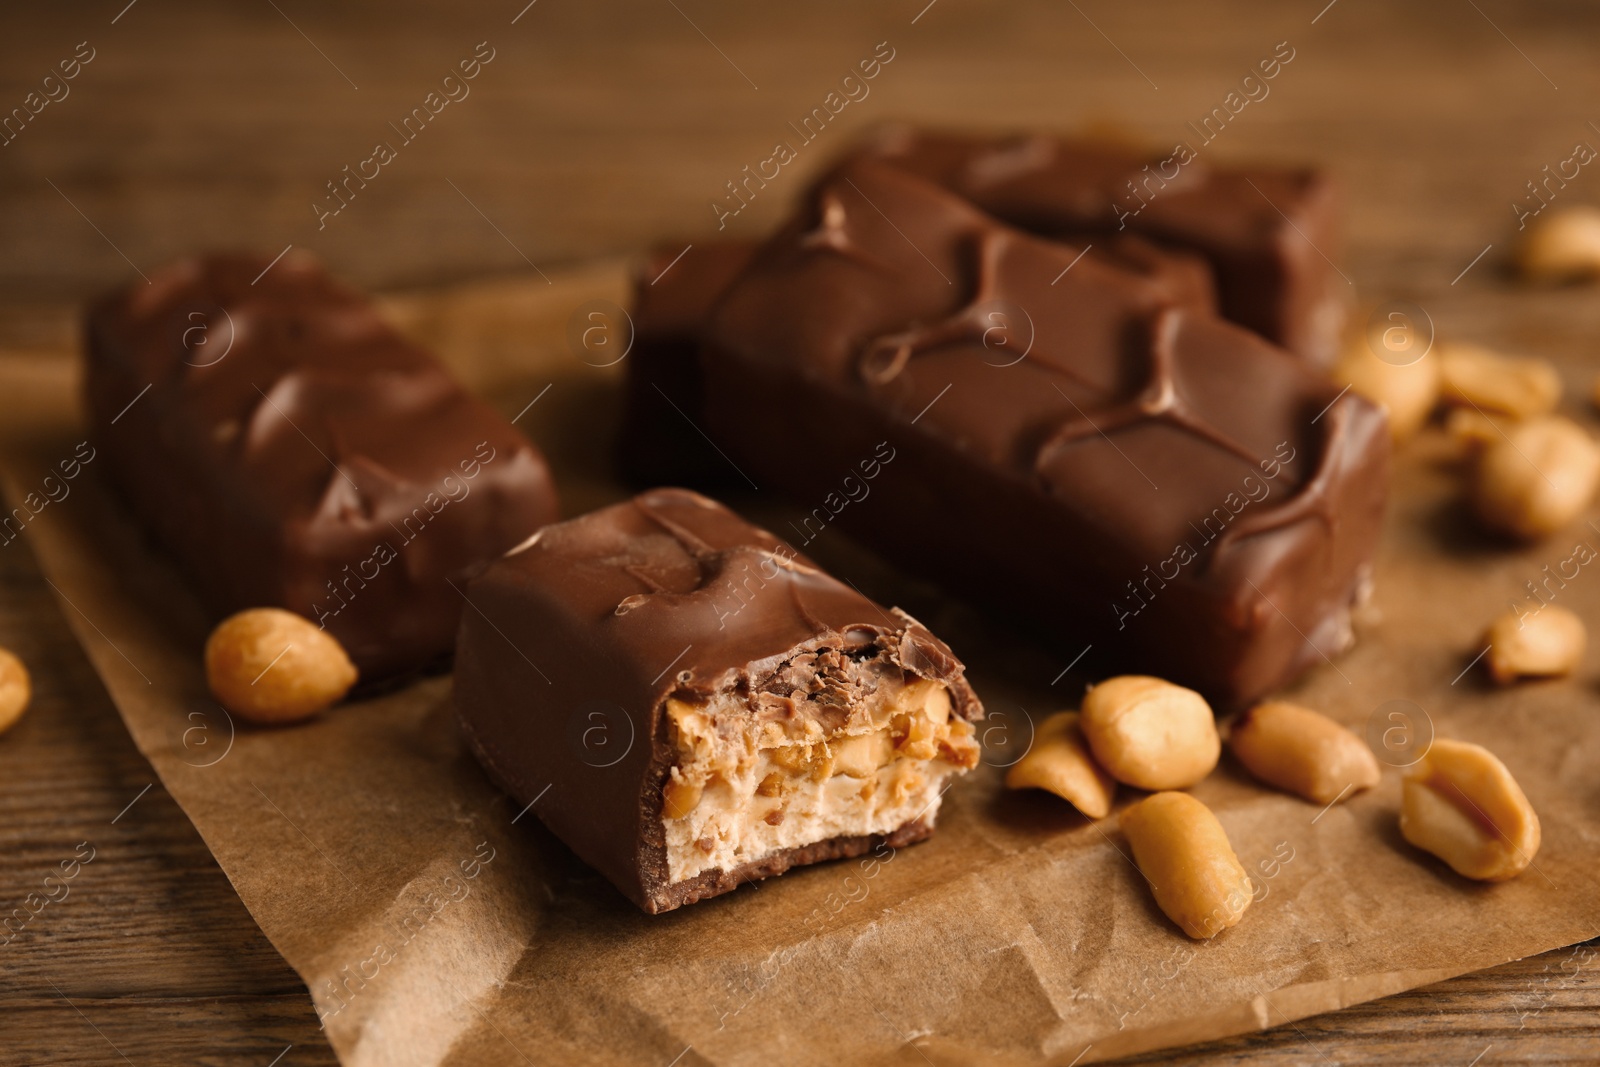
[454,488,982,914]
[702,161,1388,706]
[840,125,1346,364]
[84,253,560,680]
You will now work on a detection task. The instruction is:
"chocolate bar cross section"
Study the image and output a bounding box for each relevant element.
[703,161,1388,705]
[453,488,983,914]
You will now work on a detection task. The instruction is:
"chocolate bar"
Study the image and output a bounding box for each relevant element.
[841,125,1346,364]
[453,488,982,914]
[84,253,560,680]
[702,161,1388,706]
[619,241,758,488]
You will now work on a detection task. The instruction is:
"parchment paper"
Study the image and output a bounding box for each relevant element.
[2,262,1598,1066]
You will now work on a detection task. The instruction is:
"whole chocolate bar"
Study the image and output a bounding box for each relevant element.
[840,125,1346,364]
[454,488,982,914]
[84,253,560,680]
[702,161,1388,706]
[619,241,759,488]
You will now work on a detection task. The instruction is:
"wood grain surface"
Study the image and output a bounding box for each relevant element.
[1,0,1599,1063]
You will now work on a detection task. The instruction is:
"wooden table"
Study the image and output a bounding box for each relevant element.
[2,0,1599,1061]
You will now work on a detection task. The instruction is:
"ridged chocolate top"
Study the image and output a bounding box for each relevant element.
[721,162,1351,559]
[84,253,560,678]
[833,124,1343,360]
[854,125,1330,256]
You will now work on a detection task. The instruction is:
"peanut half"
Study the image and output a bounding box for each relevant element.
[1080,676,1219,791]
[1518,206,1600,282]
[204,608,359,724]
[0,647,31,736]
[1483,605,1586,684]
[1439,343,1561,420]
[831,730,896,778]
[1228,701,1380,805]
[1122,791,1253,939]
[662,772,703,820]
[1472,415,1600,541]
[1400,738,1541,881]
[1332,335,1440,443]
[1005,711,1117,819]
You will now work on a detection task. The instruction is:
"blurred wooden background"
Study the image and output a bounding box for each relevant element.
[2,0,1599,1063]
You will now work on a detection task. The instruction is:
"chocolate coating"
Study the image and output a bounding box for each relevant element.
[838,125,1346,364]
[84,253,560,680]
[453,488,981,913]
[619,241,759,488]
[620,233,1216,488]
[703,161,1388,706]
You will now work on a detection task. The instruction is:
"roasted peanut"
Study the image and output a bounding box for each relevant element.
[1472,415,1600,540]
[889,761,926,803]
[0,647,30,736]
[1080,676,1219,790]
[831,730,894,778]
[666,698,716,761]
[1439,343,1561,420]
[1483,605,1586,684]
[1122,792,1253,939]
[896,715,940,761]
[1400,738,1540,881]
[1228,701,1380,805]
[1518,206,1600,282]
[662,773,703,820]
[204,608,358,724]
[771,743,834,781]
[1005,711,1117,819]
[891,679,953,761]
[939,717,982,770]
[917,680,952,724]
[1332,336,1440,442]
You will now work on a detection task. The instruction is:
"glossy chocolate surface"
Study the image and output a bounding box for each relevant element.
[703,161,1387,705]
[838,125,1346,363]
[453,487,981,913]
[84,252,560,680]
[620,231,1217,489]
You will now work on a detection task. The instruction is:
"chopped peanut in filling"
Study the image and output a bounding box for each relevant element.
[659,675,978,883]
